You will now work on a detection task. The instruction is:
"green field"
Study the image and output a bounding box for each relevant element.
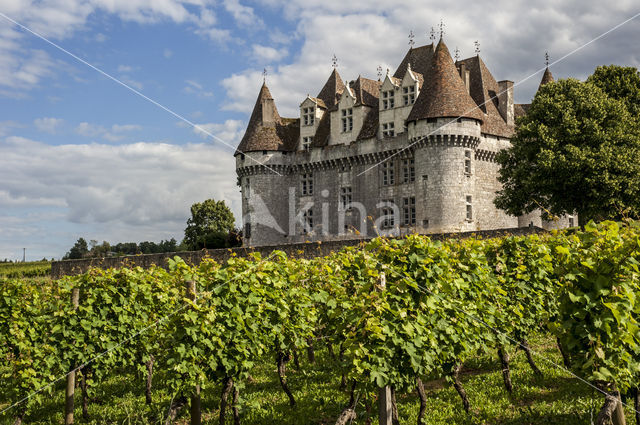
[0,261,51,278]
[0,335,626,424]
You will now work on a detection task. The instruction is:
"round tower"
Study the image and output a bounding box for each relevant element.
[235,83,294,246]
[406,38,484,233]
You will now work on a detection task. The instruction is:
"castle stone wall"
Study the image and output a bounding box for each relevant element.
[51,226,546,279]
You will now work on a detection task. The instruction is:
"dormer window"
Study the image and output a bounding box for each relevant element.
[301,136,312,151]
[303,107,315,126]
[341,108,353,132]
[403,86,416,105]
[382,122,395,138]
[382,90,394,109]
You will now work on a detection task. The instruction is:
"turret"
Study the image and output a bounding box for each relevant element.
[405,38,483,233]
[235,83,299,246]
[538,67,554,90]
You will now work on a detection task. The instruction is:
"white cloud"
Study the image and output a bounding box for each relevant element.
[34,117,63,134]
[0,136,239,258]
[0,120,24,137]
[0,1,234,97]
[222,0,264,29]
[221,1,640,115]
[163,48,173,58]
[75,122,141,142]
[117,64,135,73]
[190,119,245,145]
[251,44,288,63]
[183,79,214,98]
[112,124,142,133]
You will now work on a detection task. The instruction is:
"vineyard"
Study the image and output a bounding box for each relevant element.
[0,261,51,279]
[1,221,640,424]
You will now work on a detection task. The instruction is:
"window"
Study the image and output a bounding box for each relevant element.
[244,222,251,239]
[340,187,352,209]
[382,90,394,109]
[303,208,313,234]
[422,219,429,228]
[341,108,353,132]
[303,107,315,126]
[301,136,312,151]
[569,216,575,227]
[382,161,395,186]
[403,86,416,105]
[403,197,416,225]
[402,159,415,183]
[381,199,395,229]
[382,122,395,138]
[464,150,472,174]
[466,195,473,220]
[301,172,314,196]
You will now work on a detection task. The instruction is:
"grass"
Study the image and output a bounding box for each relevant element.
[1,334,634,424]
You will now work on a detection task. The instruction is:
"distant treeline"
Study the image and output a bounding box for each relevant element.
[63,238,183,260]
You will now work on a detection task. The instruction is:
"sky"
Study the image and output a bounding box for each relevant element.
[0,0,639,260]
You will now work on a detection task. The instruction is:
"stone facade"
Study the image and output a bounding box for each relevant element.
[235,38,573,247]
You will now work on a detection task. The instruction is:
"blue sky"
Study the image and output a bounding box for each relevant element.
[0,0,639,260]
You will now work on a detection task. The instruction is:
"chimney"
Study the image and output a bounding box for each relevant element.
[497,80,514,126]
[261,96,277,127]
[458,63,470,94]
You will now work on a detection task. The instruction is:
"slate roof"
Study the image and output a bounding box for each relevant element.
[513,69,553,121]
[317,69,345,110]
[539,67,554,89]
[456,55,513,137]
[350,76,382,107]
[307,96,327,109]
[514,103,531,119]
[235,84,300,154]
[311,113,331,148]
[357,107,379,140]
[236,40,528,155]
[394,44,434,80]
[407,39,484,123]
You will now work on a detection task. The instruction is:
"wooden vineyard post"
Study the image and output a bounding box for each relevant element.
[65,287,80,425]
[186,280,202,425]
[377,272,393,425]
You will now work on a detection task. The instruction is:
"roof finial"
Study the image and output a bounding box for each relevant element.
[545,51,550,67]
[377,65,383,81]
[408,30,415,48]
[331,54,338,69]
[438,20,445,39]
[263,68,267,84]
[474,40,481,55]
[429,27,436,43]
[454,47,460,61]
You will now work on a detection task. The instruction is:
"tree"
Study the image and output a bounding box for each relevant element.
[587,65,640,116]
[495,77,640,225]
[89,241,111,258]
[183,199,236,249]
[64,238,89,260]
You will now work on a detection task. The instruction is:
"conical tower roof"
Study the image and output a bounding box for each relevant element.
[407,39,483,123]
[316,69,345,110]
[235,83,298,155]
[538,67,554,90]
